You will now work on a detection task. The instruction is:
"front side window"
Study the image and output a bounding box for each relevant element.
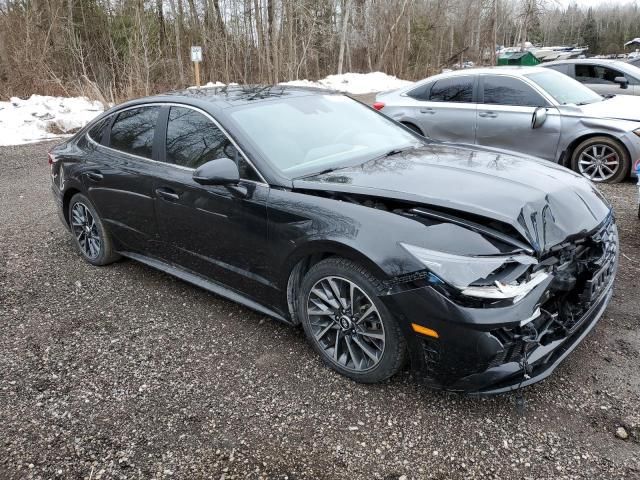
[166,106,260,181]
[482,76,546,107]
[575,64,625,85]
[110,106,160,159]
[429,77,474,103]
[525,70,603,105]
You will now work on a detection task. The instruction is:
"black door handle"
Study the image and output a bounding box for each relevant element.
[155,187,180,201]
[85,171,103,181]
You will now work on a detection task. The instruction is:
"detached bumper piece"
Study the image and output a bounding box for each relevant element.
[383,217,618,394]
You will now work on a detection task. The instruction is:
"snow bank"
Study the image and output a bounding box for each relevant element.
[0,95,104,146]
[279,72,413,94]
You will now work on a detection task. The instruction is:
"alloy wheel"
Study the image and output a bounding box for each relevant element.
[70,202,101,259]
[306,276,385,372]
[577,144,620,182]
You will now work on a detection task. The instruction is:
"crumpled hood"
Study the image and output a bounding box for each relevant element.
[293,144,612,254]
[568,95,640,122]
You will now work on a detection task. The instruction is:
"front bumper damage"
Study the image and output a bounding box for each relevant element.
[380,217,618,394]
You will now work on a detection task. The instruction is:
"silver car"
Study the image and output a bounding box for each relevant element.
[376,67,640,183]
[543,58,640,96]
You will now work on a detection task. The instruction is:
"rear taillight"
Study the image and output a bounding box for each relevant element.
[48,152,56,166]
[372,102,385,111]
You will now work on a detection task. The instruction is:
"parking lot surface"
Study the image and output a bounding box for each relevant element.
[1,140,639,479]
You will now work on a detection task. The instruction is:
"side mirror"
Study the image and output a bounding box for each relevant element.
[531,107,547,129]
[614,76,629,89]
[192,158,240,186]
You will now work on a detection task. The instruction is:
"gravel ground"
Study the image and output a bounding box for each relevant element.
[1,140,639,480]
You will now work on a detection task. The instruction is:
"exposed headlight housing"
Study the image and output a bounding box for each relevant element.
[400,243,548,302]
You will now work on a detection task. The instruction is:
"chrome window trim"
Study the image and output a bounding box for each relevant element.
[86,102,269,185]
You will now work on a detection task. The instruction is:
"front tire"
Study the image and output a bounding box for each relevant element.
[298,257,406,383]
[571,136,629,183]
[68,193,120,266]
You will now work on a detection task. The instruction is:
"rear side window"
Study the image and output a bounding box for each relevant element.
[110,106,160,159]
[166,106,261,181]
[545,64,571,75]
[482,76,546,107]
[88,117,110,144]
[429,77,474,103]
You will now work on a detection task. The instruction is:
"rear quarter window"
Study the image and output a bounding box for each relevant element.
[87,116,111,144]
[109,106,161,159]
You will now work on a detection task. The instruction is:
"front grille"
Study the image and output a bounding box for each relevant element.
[487,217,618,368]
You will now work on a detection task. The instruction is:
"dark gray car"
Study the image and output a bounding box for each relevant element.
[543,58,640,96]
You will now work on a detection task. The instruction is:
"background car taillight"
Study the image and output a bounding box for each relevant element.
[372,102,385,111]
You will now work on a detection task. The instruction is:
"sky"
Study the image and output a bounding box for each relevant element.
[557,0,638,6]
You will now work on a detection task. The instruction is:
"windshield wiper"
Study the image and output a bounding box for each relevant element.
[384,145,419,157]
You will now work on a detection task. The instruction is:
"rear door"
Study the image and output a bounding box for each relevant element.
[406,75,477,143]
[152,105,272,302]
[84,105,164,252]
[476,75,561,161]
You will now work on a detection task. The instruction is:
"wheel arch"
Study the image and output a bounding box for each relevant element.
[562,132,631,169]
[400,121,424,136]
[62,187,83,226]
[282,240,389,324]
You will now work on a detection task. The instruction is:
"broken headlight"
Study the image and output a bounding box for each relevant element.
[400,243,549,302]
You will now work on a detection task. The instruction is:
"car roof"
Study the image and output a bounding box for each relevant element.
[544,58,625,66]
[438,66,548,77]
[151,84,339,108]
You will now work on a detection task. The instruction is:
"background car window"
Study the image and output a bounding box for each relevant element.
[482,76,546,107]
[429,77,473,102]
[88,117,110,144]
[166,106,261,181]
[575,64,624,84]
[545,64,571,75]
[110,107,160,159]
[407,83,431,100]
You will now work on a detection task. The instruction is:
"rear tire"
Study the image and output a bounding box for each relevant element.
[68,193,120,266]
[298,257,406,383]
[570,136,629,183]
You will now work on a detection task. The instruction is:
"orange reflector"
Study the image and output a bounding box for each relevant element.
[411,323,439,338]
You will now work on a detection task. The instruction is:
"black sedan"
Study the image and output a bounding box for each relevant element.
[49,86,618,394]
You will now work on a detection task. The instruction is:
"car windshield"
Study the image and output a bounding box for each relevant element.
[525,70,603,105]
[227,94,422,178]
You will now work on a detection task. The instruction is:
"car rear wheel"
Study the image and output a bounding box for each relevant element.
[571,136,629,183]
[68,193,120,266]
[298,257,406,383]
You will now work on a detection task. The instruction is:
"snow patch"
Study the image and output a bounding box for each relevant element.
[279,72,413,94]
[0,95,104,146]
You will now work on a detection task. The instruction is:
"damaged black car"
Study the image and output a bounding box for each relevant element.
[49,86,618,394]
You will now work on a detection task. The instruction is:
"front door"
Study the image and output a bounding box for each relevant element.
[152,105,273,303]
[476,75,561,161]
